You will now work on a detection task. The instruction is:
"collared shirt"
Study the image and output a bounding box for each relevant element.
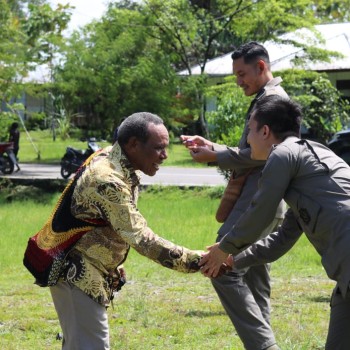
[62,144,200,306]
[223,137,350,297]
[213,77,288,231]
[238,76,288,150]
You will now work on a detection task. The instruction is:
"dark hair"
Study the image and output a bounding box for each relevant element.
[117,112,164,146]
[10,122,19,129]
[252,95,302,140]
[231,41,270,67]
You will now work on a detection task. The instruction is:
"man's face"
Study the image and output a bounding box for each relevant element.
[247,115,269,160]
[232,57,264,96]
[131,123,169,176]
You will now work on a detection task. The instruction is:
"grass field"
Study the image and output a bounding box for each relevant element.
[18,130,205,167]
[0,186,334,350]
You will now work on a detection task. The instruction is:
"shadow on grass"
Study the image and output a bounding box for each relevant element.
[307,295,331,303]
[185,310,227,317]
[0,178,62,204]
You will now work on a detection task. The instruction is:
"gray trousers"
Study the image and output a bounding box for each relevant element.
[326,285,350,349]
[212,218,281,350]
[50,281,110,350]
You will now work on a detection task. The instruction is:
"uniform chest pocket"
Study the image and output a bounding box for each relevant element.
[295,193,321,234]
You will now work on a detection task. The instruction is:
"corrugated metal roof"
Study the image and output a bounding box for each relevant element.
[178,22,350,76]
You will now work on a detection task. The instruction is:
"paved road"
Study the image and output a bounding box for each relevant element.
[2,163,226,187]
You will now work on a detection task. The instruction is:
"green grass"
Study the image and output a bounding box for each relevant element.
[0,186,334,350]
[18,129,205,167]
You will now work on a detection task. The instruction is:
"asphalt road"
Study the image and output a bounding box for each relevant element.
[2,163,226,187]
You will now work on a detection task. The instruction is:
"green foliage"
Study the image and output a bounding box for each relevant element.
[54,6,180,137]
[206,70,350,146]
[23,2,71,62]
[172,75,207,134]
[206,76,250,145]
[312,0,350,22]
[0,112,17,141]
[143,0,345,136]
[278,70,350,142]
[25,111,46,130]
[0,0,28,102]
[49,0,349,139]
[145,0,339,73]
[0,0,71,146]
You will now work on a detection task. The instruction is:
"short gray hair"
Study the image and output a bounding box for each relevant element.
[117,112,164,146]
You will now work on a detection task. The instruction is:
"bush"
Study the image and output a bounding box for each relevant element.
[25,112,46,130]
[205,70,350,146]
[206,76,250,146]
[278,69,350,143]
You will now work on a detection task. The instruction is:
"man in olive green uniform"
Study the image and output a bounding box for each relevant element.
[182,42,287,350]
[200,95,350,350]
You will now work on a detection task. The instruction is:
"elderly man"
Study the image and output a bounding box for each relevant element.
[24,112,201,350]
[200,95,350,349]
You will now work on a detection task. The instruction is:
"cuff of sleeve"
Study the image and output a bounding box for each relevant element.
[216,151,233,170]
[233,251,254,270]
[212,143,227,152]
[218,239,240,256]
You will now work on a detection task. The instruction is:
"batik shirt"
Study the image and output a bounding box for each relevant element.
[62,144,200,306]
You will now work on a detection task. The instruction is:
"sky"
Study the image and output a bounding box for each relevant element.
[49,0,108,32]
[27,1,108,82]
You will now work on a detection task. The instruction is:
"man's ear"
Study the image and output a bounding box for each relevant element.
[262,125,271,138]
[257,60,265,73]
[123,136,139,155]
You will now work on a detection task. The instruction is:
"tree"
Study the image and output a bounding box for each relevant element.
[51,0,350,140]
[278,70,350,142]
[206,76,249,147]
[0,0,71,140]
[54,5,180,139]
[206,70,350,147]
[312,0,350,22]
[143,0,344,137]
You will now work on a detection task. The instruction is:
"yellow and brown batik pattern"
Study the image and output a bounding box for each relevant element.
[63,144,201,306]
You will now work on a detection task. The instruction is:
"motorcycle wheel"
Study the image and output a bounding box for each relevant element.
[60,166,72,179]
[0,155,15,174]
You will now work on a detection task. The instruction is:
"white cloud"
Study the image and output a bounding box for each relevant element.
[49,0,108,32]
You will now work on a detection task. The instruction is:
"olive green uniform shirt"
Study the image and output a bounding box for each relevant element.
[222,137,350,298]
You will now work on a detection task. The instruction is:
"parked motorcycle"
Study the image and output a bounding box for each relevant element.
[0,142,17,174]
[60,138,101,179]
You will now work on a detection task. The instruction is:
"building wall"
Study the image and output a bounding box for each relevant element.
[325,71,350,98]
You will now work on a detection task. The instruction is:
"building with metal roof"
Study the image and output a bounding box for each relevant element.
[178,22,350,97]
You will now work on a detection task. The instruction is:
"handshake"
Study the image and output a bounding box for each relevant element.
[190,243,234,278]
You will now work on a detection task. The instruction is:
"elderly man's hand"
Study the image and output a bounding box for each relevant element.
[199,243,229,278]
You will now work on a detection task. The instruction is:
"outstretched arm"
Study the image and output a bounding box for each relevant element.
[180,134,265,170]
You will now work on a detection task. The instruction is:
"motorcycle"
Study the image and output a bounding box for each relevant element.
[0,142,17,174]
[60,138,101,179]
